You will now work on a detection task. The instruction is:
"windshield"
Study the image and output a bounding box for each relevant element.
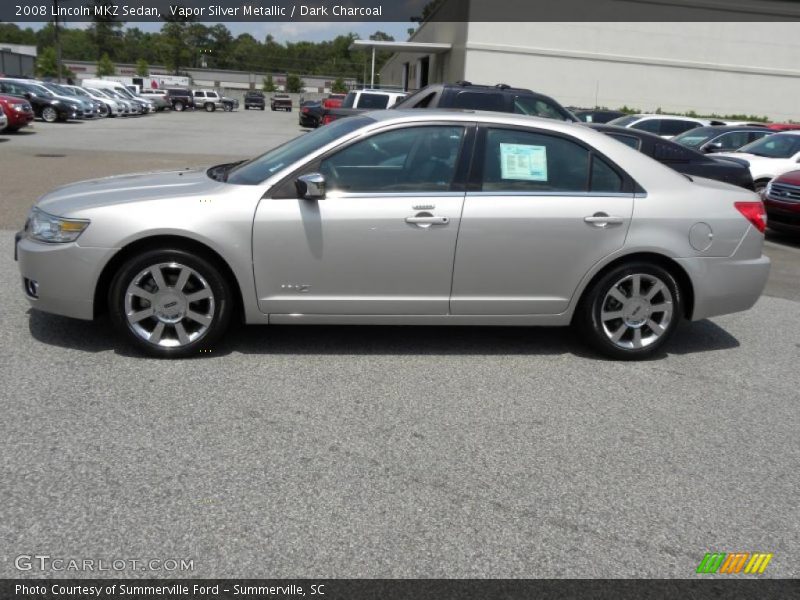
[607,115,639,127]
[87,88,109,98]
[226,116,375,185]
[27,83,55,97]
[672,128,715,148]
[737,134,800,158]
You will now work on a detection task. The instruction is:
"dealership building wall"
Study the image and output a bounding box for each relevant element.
[381,22,800,121]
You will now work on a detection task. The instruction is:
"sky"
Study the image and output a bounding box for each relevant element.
[19,20,415,43]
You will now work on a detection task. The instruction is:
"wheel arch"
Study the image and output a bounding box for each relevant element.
[571,251,695,322]
[93,234,245,322]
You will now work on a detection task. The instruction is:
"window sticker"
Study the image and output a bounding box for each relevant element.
[499,143,548,181]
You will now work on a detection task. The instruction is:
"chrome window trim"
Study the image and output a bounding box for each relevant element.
[465,191,638,198]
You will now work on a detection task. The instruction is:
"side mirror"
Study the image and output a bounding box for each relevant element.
[24,92,33,100]
[295,173,326,200]
[703,141,724,153]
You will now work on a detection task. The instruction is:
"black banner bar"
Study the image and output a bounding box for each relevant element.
[4,0,800,23]
[2,579,800,600]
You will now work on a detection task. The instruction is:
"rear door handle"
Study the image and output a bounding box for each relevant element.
[405,216,450,225]
[584,213,624,227]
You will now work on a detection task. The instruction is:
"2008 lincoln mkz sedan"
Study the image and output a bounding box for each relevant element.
[15,111,770,359]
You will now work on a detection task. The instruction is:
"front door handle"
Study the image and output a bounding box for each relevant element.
[584,213,624,227]
[405,215,450,226]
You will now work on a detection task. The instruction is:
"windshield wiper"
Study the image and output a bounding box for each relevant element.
[207,160,246,182]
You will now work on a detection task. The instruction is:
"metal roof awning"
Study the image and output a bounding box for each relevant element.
[349,40,453,87]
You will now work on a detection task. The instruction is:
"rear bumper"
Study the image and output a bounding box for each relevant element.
[676,253,770,321]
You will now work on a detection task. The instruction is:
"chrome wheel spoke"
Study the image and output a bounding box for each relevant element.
[609,287,628,305]
[610,324,627,342]
[148,322,165,343]
[650,303,671,313]
[632,328,643,348]
[631,274,642,297]
[129,307,155,323]
[601,309,623,322]
[647,319,666,336]
[174,267,191,292]
[149,266,167,291]
[130,286,154,302]
[186,289,213,303]
[646,281,666,301]
[186,310,212,326]
[175,322,190,345]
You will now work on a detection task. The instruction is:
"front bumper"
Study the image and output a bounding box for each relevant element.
[16,236,117,321]
[764,198,800,233]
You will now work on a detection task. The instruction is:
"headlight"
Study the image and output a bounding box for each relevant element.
[26,207,90,243]
[12,103,25,112]
[764,181,773,197]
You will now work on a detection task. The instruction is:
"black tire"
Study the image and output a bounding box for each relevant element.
[244,105,249,110]
[260,106,265,111]
[109,248,233,358]
[42,106,58,123]
[575,262,682,360]
[174,101,185,112]
[754,179,770,194]
[223,103,232,112]
[205,103,215,112]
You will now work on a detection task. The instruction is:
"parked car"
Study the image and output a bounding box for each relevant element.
[573,109,627,123]
[0,93,35,131]
[764,123,800,132]
[220,95,239,112]
[270,94,293,111]
[244,91,266,110]
[0,79,81,122]
[762,170,800,234]
[193,90,225,112]
[138,89,171,111]
[606,114,725,139]
[60,84,117,117]
[39,82,99,118]
[714,132,800,192]
[89,88,135,116]
[299,100,323,128]
[321,88,407,124]
[589,124,755,190]
[358,81,576,129]
[322,93,347,109]
[164,88,195,112]
[80,86,125,117]
[672,125,773,154]
[15,111,769,360]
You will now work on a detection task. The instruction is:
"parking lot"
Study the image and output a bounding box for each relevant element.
[1,109,799,578]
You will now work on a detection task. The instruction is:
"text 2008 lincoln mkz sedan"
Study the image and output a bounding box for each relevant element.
[15,111,770,359]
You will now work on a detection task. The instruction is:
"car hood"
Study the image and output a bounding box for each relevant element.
[773,169,800,186]
[36,169,222,216]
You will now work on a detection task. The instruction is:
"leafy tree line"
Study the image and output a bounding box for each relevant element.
[0,21,395,82]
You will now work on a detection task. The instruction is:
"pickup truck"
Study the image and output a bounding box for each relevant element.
[320,89,407,125]
[270,94,293,111]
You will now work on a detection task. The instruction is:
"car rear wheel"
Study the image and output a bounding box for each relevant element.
[576,262,682,360]
[205,103,215,112]
[42,106,58,123]
[109,249,232,358]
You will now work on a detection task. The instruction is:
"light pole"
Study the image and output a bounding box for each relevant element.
[52,0,63,82]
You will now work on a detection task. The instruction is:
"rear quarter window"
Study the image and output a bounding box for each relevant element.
[452,91,505,111]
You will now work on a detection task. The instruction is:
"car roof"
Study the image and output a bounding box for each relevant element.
[677,125,771,134]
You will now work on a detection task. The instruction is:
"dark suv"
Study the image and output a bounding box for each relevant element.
[244,91,266,110]
[392,81,577,122]
[164,88,195,112]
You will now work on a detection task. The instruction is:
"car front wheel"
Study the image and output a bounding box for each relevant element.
[109,249,232,358]
[205,103,215,112]
[576,262,682,360]
[174,101,184,112]
[42,106,58,123]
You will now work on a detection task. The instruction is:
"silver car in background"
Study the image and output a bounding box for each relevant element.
[15,111,770,359]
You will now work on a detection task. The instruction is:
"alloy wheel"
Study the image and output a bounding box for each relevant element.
[599,273,674,350]
[42,107,58,123]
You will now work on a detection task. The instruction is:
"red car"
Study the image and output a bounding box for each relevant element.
[763,170,800,234]
[322,93,346,110]
[0,93,35,132]
[765,123,800,132]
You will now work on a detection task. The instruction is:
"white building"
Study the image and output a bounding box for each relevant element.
[380,2,800,121]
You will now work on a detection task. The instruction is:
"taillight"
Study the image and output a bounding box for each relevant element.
[322,115,333,125]
[302,107,309,113]
[735,201,767,233]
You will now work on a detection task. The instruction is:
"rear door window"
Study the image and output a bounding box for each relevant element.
[630,119,661,134]
[660,120,701,137]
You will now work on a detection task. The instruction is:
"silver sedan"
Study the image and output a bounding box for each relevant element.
[15,111,770,359]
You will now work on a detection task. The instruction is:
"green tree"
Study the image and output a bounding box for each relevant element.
[35,47,60,78]
[262,74,277,92]
[286,74,304,93]
[160,10,194,75]
[89,0,124,59]
[96,52,116,76]
[135,58,149,77]
[331,77,348,93]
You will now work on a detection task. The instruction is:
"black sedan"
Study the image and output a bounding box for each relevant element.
[0,79,81,122]
[672,125,772,154]
[588,124,755,190]
[298,100,323,128]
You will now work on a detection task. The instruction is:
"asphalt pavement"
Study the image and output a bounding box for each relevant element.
[1,109,798,578]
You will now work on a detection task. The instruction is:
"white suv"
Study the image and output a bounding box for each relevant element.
[607,114,725,139]
[192,90,225,112]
